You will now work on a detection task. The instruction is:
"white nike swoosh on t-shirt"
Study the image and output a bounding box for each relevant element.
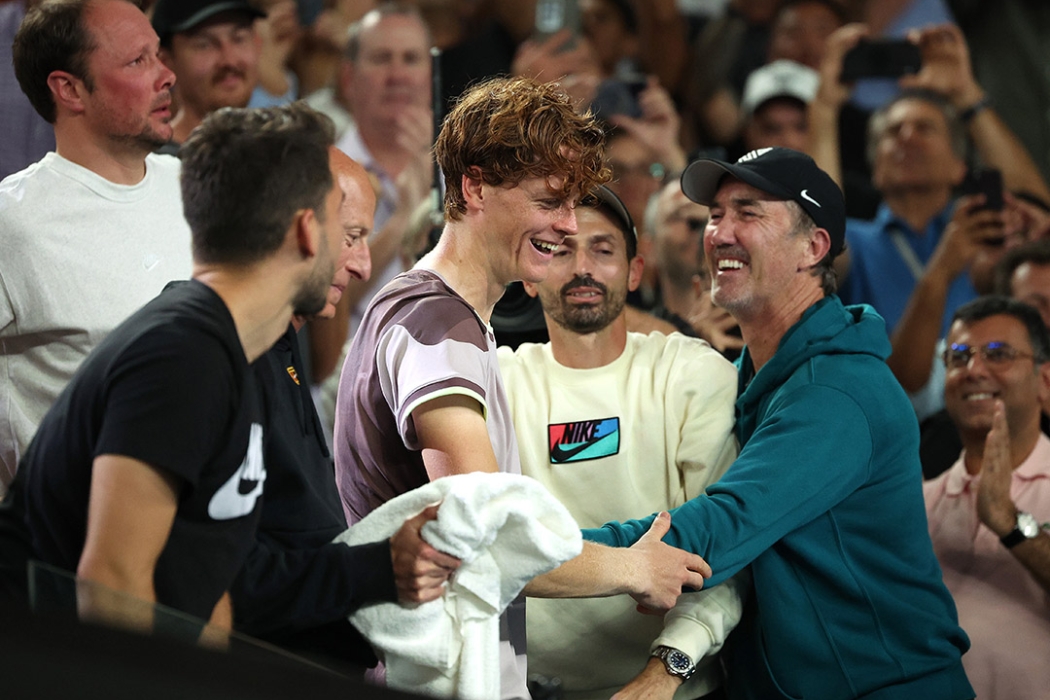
[208,422,266,520]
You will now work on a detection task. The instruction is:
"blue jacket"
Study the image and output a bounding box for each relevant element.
[585,297,972,699]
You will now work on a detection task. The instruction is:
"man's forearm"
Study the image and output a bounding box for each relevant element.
[888,266,952,391]
[967,101,1050,203]
[524,541,636,598]
[526,513,711,611]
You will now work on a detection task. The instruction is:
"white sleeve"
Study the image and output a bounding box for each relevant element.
[670,343,740,499]
[651,567,750,661]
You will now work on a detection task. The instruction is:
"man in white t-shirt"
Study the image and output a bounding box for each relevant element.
[499,186,743,700]
[0,0,193,496]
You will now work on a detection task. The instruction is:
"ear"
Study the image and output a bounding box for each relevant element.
[47,70,87,116]
[294,208,321,260]
[523,281,539,297]
[1037,362,1050,407]
[461,169,485,213]
[800,228,832,271]
[627,254,645,292]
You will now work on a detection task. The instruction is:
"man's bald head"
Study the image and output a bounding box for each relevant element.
[318,147,376,318]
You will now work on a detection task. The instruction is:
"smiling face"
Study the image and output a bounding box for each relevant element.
[703,178,812,321]
[477,174,580,287]
[943,314,1048,442]
[527,205,641,334]
[164,13,260,118]
[79,0,176,149]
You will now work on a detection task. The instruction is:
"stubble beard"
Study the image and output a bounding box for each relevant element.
[293,250,336,319]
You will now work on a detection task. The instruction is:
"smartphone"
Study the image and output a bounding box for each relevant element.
[297,0,325,27]
[840,40,922,82]
[533,0,581,50]
[591,79,643,120]
[960,167,1004,212]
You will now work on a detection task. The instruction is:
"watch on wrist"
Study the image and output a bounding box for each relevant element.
[652,645,695,681]
[1000,511,1040,549]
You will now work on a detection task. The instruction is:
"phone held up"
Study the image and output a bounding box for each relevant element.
[840,40,922,82]
[591,75,647,120]
[533,0,581,51]
[959,167,1004,212]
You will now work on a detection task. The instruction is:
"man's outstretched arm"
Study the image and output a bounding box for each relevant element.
[525,511,711,612]
[414,396,710,610]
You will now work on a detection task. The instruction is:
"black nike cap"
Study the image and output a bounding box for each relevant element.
[680,147,845,257]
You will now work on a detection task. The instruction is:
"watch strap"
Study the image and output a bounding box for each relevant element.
[1001,511,1039,549]
[1000,527,1028,549]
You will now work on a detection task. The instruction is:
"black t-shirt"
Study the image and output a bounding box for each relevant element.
[1,280,265,621]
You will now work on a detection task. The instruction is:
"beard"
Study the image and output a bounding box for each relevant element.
[292,244,336,318]
[541,274,626,334]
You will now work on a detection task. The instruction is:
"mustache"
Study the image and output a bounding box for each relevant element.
[711,245,750,263]
[151,90,172,111]
[560,274,607,296]
[212,67,247,85]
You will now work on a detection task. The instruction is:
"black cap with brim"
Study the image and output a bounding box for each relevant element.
[152,0,266,41]
[681,147,845,257]
[584,184,638,246]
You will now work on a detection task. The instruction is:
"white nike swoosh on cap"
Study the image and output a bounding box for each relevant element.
[800,190,821,207]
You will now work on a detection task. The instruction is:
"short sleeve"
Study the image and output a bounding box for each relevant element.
[374,297,492,449]
[95,326,239,487]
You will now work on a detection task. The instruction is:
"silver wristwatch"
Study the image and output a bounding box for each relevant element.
[652,645,695,681]
[1000,511,1041,549]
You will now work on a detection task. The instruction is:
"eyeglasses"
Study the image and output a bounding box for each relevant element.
[665,214,707,233]
[942,341,1036,370]
[609,161,666,182]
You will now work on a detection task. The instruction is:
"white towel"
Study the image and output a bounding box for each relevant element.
[337,472,583,700]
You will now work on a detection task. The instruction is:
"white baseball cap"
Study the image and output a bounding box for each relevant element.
[740,60,820,119]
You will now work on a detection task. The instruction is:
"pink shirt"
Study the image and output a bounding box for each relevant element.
[924,433,1050,700]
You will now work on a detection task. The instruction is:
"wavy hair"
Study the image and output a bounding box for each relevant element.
[435,76,611,220]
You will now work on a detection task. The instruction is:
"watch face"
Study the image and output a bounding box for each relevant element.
[667,649,692,673]
[1019,511,1040,538]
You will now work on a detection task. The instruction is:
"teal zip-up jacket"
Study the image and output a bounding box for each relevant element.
[584,297,973,700]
